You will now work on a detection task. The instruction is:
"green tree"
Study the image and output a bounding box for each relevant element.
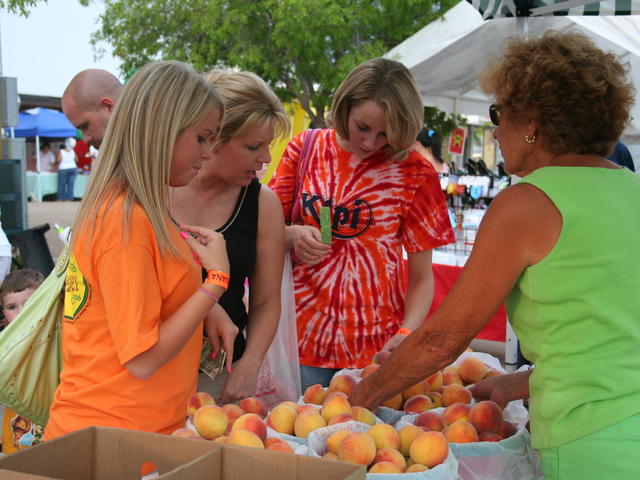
[0,0,44,16]
[93,0,457,127]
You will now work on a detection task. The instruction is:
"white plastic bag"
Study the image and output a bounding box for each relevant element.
[255,252,302,409]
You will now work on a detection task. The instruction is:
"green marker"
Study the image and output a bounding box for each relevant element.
[320,206,332,245]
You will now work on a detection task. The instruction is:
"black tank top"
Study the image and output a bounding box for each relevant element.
[204,179,260,361]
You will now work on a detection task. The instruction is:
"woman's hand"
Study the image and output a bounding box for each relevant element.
[290,225,331,265]
[179,224,229,274]
[469,369,532,408]
[204,306,238,374]
[378,333,406,355]
[219,357,260,404]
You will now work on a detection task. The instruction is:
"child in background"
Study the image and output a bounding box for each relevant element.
[0,269,45,454]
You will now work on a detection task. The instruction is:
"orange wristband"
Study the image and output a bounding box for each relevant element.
[205,270,230,290]
[396,327,411,336]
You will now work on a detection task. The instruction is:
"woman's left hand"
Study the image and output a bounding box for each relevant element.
[219,357,260,404]
[378,333,406,355]
[204,307,239,374]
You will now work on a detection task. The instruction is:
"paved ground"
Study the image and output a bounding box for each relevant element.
[27,200,80,260]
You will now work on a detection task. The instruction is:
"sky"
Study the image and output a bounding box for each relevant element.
[0,0,121,98]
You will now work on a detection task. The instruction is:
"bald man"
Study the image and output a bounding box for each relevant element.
[62,69,124,148]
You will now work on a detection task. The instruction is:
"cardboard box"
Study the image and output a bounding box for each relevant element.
[0,426,365,480]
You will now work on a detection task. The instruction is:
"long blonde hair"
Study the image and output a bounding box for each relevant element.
[328,58,423,161]
[206,70,291,144]
[72,60,223,256]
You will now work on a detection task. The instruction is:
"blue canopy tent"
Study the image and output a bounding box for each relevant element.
[10,108,77,172]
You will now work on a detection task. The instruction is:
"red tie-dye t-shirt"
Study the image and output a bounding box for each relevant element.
[270,129,454,368]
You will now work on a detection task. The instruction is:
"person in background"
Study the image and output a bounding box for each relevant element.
[62,69,124,149]
[414,127,450,174]
[44,61,232,441]
[55,138,78,201]
[269,58,454,390]
[0,269,45,453]
[39,143,56,173]
[73,138,92,173]
[0,217,10,287]
[607,140,635,172]
[350,32,640,480]
[171,70,289,403]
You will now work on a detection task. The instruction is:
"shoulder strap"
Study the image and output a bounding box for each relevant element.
[291,128,320,224]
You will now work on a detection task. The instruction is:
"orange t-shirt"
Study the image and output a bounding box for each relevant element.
[45,195,202,440]
[269,129,454,368]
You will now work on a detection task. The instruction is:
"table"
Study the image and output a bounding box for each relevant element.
[25,172,89,202]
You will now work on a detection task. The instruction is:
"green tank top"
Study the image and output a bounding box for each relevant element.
[506,166,640,449]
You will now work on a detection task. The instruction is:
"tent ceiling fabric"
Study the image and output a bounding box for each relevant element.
[385,1,640,143]
[469,0,640,20]
[12,107,77,138]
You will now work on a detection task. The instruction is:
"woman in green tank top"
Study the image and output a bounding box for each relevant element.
[350,31,640,480]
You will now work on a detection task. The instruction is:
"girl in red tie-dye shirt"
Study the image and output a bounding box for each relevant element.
[270,58,454,389]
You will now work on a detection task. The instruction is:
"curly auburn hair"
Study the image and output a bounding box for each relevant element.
[479,31,635,157]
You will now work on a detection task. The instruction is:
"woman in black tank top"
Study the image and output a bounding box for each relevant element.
[171,70,291,403]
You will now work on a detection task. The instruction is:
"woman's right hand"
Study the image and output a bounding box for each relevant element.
[291,225,331,265]
[179,224,229,274]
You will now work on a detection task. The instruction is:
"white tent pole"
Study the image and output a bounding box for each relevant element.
[35,135,41,172]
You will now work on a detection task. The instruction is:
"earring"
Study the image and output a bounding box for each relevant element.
[525,134,536,144]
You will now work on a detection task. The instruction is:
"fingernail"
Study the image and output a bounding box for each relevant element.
[179,231,189,239]
[227,365,232,374]
[210,351,217,360]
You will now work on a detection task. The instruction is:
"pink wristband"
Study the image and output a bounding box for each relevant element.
[198,287,220,303]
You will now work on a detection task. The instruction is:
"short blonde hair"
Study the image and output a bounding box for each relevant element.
[479,31,635,156]
[206,70,290,144]
[328,58,423,160]
[73,60,223,256]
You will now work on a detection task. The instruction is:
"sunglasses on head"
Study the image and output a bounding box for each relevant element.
[489,104,501,126]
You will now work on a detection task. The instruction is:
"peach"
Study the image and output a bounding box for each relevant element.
[222,403,245,430]
[266,404,297,435]
[266,439,294,453]
[192,405,229,440]
[459,357,489,385]
[405,464,429,472]
[213,435,227,443]
[337,432,377,466]
[351,406,376,425]
[323,391,348,405]
[327,429,352,454]
[171,427,201,439]
[328,374,357,395]
[403,394,433,413]
[373,447,406,471]
[483,369,502,379]
[368,423,400,450]
[441,384,472,406]
[498,421,517,439]
[369,462,403,474]
[468,400,503,434]
[231,413,267,441]
[328,413,354,425]
[409,431,449,468]
[361,363,380,378]
[442,402,471,426]
[372,350,390,364]
[398,424,423,456]
[380,393,403,410]
[186,392,216,420]
[296,404,319,416]
[443,365,459,374]
[320,394,352,422]
[279,400,299,410]
[238,397,267,418]
[226,429,264,449]
[402,379,430,401]
[294,411,326,438]
[303,384,328,405]
[428,391,443,408]
[479,432,502,442]
[323,452,339,461]
[442,371,463,386]
[415,411,444,432]
[444,420,479,443]
[426,371,444,391]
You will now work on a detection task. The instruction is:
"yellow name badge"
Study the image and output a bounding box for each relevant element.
[63,254,90,323]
